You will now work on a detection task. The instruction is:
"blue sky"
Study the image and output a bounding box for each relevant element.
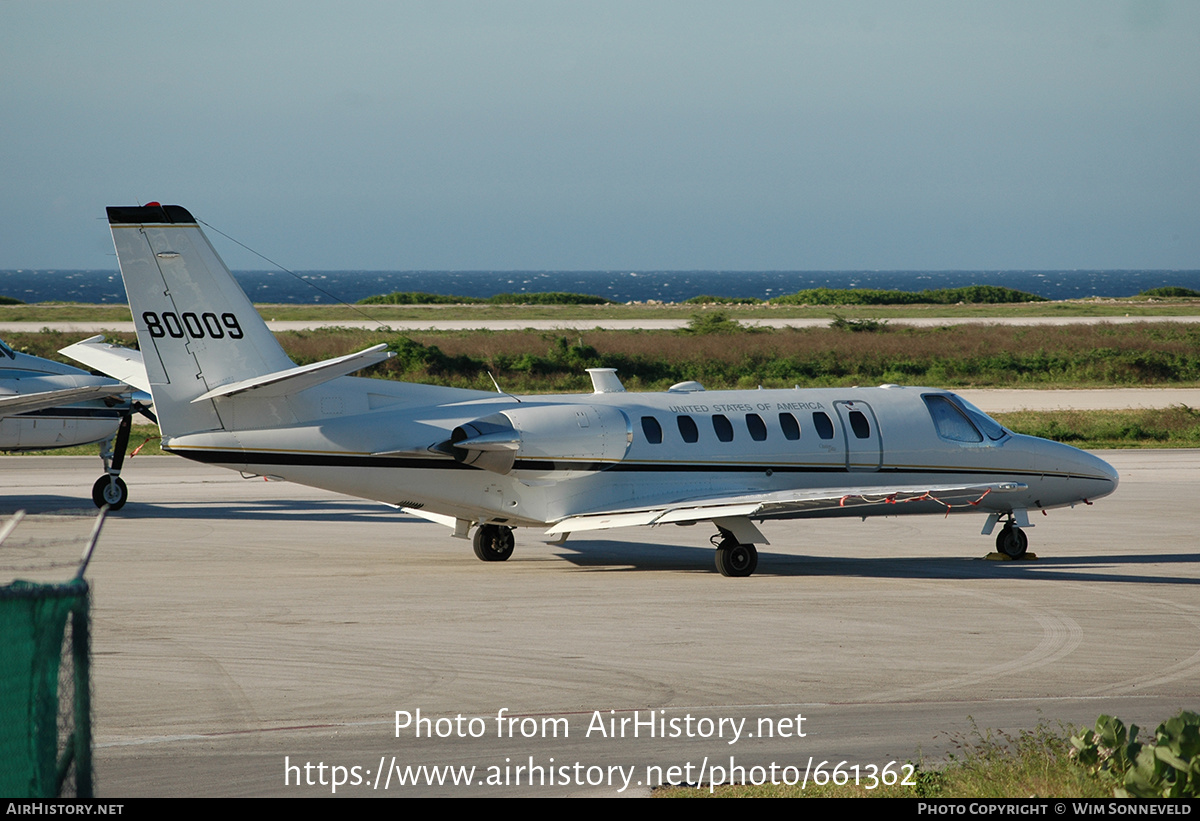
[2,1,1197,270]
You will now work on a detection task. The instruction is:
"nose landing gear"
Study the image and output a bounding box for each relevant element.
[995,521,1029,558]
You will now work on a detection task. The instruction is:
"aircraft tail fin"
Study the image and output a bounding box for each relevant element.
[107,204,296,438]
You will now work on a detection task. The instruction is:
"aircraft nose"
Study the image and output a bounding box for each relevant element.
[1065,443,1119,499]
[1018,435,1119,501]
[1088,450,1120,491]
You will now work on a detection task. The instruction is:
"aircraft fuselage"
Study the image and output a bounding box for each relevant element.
[160,379,1118,530]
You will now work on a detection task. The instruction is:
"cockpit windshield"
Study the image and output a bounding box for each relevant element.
[0,338,14,359]
[923,393,1010,444]
[950,395,1010,441]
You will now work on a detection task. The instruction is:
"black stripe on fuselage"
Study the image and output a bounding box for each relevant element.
[167,447,1111,483]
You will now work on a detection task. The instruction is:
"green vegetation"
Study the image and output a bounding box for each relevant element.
[1071,712,1200,798]
[993,406,1200,448]
[1139,286,1200,298]
[489,292,613,305]
[9,316,1200,451]
[379,324,1200,391]
[10,322,1200,394]
[363,322,1200,392]
[358,290,613,305]
[682,311,752,335]
[683,295,764,305]
[658,719,1109,798]
[11,326,1200,451]
[359,284,1041,308]
[0,295,22,305]
[661,712,1200,798]
[356,291,470,305]
[772,285,1045,305]
[829,315,887,332]
[5,287,1200,323]
[7,433,166,457]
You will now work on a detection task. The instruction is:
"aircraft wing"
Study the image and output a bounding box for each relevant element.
[544,481,1027,536]
[0,383,130,416]
[59,336,152,394]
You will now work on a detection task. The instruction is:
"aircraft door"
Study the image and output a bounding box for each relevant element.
[834,401,881,471]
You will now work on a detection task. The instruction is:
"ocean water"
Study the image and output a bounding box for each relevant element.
[2,269,1199,305]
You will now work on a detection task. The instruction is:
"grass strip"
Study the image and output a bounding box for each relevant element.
[5,293,1200,323]
[655,721,1111,798]
[9,323,1200,392]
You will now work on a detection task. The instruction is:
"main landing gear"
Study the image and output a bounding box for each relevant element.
[713,533,758,578]
[468,522,762,576]
[90,402,156,511]
[92,411,133,510]
[995,521,1029,559]
[473,524,515,562]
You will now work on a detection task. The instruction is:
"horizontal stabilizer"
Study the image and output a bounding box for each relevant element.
[190,344,394,403]
[544,482,1025,536]
[60,336,152,394]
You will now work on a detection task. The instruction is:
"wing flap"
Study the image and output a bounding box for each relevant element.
[546,510,663,533]
[544,482,1024,536]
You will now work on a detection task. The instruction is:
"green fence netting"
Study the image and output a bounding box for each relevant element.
[0,578,93,798]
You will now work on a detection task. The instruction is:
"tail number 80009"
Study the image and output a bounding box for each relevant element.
[143,311,244,340]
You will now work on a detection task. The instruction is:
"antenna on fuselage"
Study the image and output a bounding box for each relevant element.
[487,371,521,403]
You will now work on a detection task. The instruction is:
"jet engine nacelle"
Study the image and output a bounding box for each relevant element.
[450,404,632,478]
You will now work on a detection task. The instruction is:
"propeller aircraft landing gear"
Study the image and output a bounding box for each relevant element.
[92,475,128,509]
[473,524,515,562]
[92,410,133,510]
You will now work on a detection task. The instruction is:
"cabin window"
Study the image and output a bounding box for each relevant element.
[712,414,734,442]
[812,411,835,440]
[778,412,800,440]
[641,415,663,444]
[848,410,871,439]
[677,415,699,443]
[923,395,983,443]
[746,413,767,441]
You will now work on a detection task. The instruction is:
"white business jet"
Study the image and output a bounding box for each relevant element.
[1,337,147,508]
[71,204,1117,575]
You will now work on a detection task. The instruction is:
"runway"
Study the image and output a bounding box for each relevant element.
[3,452,1197,796]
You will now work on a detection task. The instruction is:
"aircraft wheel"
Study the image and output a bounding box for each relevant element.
[92,476,128,511]
[473,525,514,562]
[715,542,758,577]
[995,524,1028,558]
